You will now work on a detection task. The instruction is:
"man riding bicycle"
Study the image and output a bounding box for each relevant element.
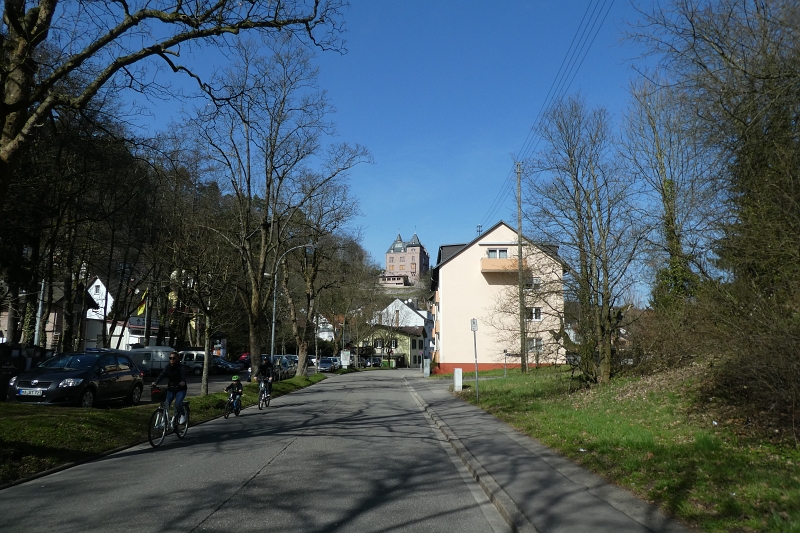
[152,351,187,425]
[256,356,275,398]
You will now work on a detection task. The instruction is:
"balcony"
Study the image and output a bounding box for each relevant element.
[480,257,519,273]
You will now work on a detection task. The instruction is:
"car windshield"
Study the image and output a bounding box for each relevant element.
[39,354,98,370]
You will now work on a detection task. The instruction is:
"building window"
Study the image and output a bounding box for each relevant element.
[400,265,405,270]
[374,339,383,348]
[525,307,542,321]
[94,285,100,294]
[487,249,508,259]
[525,276,541,291]
[389,257,394,263]
[527,338,543,353]
[400,257,405,262]
[411,263,416,272]
[391,339,398,349]
[389,265,394,271]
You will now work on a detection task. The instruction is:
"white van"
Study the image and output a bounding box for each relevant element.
[128,346,175,377]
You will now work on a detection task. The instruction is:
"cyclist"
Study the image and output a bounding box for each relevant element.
[256,356,275,398]
[224,375,244,410]
[152,351,188,426]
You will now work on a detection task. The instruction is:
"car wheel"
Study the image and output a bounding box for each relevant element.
[127,384,143,406]
[79,388,95,408]
[193,367,202,376]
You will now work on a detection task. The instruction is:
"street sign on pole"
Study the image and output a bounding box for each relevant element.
[471,318,479,403]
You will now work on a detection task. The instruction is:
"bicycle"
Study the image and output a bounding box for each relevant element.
[148,385,190,447]
[223,390,241,419]
[258,377,271,410]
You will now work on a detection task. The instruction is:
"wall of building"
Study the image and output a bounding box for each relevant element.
[435,224,564,373]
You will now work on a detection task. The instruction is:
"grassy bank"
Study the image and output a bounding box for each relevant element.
[449,365,800,532]
[0,373,325,486]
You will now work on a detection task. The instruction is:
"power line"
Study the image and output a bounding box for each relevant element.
[478,0,616,230]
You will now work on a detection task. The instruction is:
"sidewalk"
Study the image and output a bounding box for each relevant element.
[406,376,693,533]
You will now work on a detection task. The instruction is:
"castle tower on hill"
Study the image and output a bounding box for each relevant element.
[380,233,430,286]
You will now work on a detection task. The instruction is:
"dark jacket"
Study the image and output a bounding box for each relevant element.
[225,381,243,395]
[257,361,275,380]
[154,363,187,392]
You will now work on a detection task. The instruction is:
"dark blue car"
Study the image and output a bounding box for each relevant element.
[6,350,145,407]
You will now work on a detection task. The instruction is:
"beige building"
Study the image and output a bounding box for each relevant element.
[430,221,565,373]
[380,233,430,286]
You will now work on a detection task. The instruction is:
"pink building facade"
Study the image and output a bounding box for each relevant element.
[381,233,430,285]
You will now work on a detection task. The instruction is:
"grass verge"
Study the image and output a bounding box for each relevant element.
[0,373,325,486]
[449,365,800,533]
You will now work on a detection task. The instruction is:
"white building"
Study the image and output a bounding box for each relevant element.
[430,221,565,373]
[372,298,434,362]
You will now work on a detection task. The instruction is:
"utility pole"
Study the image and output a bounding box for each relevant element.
[517,161,527,373]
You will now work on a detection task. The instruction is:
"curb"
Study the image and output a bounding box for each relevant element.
[406,381,539,533]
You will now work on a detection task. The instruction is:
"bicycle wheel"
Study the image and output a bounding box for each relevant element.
[148,408,167,447]
[234,401,241,417]
[223,401,231,419]
[258,391,264,410]
[176,405,190,438]
[265,392,270,408]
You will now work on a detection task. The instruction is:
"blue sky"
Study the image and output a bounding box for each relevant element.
[133,1,650,267]
[308,1,648,266]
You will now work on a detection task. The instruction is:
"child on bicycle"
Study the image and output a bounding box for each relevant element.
[224,375,244,410]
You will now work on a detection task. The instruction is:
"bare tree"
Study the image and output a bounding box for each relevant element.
[281,182,362,373]
[191,37,369,377]
[1,0,344,207]
[525,95,644,383]
[621,77,718,308]
[316,237,382,358]
[630,0,800,422]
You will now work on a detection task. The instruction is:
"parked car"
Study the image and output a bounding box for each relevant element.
[318,357,335,372]
[6,350,145,407]
[283,355,298,378]
[270,355,291,380]
[369,357,382,368]
[211,356,237,374]
[330,357,342,370]
[178,350,205,376]
[308,354,318,366]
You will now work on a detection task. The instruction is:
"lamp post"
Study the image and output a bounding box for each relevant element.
[270,243,316,373]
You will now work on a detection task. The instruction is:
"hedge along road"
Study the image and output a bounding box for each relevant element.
[0,370,511,533]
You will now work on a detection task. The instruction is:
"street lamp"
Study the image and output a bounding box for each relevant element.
[270,243,316,372]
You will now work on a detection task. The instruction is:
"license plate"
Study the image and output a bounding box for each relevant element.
[19,389,44,396]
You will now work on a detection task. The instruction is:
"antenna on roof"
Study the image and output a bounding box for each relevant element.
[476,224,482,236]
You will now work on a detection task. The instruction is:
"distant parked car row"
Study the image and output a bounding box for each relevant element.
[5,346,254,409]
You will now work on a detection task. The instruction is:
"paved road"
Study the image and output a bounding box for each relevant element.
[0,370,510,533]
